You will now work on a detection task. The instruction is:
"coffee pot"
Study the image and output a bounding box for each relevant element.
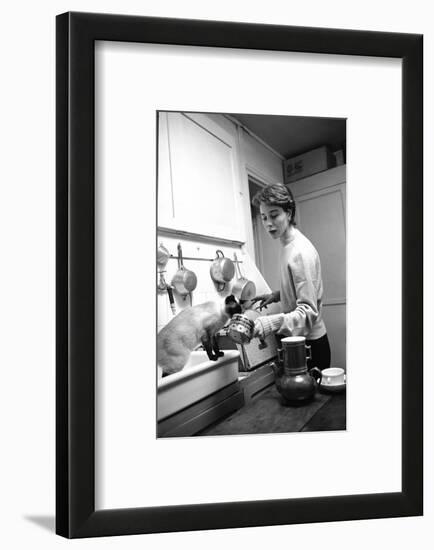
[271,336,322,403]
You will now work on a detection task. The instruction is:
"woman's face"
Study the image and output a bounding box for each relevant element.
[259,203,291,240]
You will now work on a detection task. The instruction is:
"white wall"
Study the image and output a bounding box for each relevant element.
[0,1,432,550]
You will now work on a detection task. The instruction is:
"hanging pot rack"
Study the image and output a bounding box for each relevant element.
[164,254,244,264]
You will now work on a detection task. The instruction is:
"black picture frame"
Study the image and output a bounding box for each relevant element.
[56,11,423,538]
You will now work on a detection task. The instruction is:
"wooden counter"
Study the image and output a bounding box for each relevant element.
[198,385,346,436]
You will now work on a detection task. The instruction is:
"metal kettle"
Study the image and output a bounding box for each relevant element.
[271,336,322,403]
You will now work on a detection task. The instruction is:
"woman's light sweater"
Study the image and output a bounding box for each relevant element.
[277,227,326,339]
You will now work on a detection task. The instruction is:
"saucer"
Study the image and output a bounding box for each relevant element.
[320,381,346,393]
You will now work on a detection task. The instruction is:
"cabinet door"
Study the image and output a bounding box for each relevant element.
[158,113,243,241]
[294,185,346,305]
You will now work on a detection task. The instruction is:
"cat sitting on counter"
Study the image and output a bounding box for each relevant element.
[157,295,242,377]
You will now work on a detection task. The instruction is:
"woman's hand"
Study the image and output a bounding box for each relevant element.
[253,313,285,339]
[251,290,280,311]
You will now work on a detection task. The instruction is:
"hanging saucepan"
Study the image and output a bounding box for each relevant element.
[157,242,176,315]
[210,249,235,292]
[231,252,256,306]
[171,243,197,301]
[157,242,170,269]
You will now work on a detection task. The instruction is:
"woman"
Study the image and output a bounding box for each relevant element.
[251,182,331,371]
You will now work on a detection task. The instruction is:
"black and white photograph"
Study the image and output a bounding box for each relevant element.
[156,111,347,437]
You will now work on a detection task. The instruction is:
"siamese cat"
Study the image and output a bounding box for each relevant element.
[157,295,242,377]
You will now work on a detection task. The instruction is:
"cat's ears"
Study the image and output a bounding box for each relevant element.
[225,294,237,305]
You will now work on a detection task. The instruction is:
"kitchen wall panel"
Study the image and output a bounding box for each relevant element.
[241,130,284,185]
[237,128,285,260]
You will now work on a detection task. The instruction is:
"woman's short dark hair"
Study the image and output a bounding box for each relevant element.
[252,182,296,225]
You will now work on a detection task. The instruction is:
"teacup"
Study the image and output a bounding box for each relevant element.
[321,367,345,386]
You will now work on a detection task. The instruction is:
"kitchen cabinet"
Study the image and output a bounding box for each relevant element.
[158,112,245,242]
